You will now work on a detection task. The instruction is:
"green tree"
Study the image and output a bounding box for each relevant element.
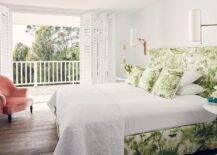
[54,42,80,60]
[32,26,55,60]
[13,42,30,61]
[27,25,79,61]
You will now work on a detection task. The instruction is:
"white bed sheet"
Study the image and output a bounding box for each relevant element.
[93,83,216,135]
[48,83,216,155]
[49,83,216,136]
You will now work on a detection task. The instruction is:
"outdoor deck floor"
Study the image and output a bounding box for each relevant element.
[28,84,68,103]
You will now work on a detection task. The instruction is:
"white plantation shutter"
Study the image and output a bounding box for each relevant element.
[92,14,98,84]
[96,12,116,83]
[97,13,109,83]
[107,13,116,82]
[0,5,12,79]
[80,12,116,84]
[80,13,94,84]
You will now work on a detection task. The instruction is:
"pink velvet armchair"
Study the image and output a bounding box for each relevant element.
[0,75,33,123]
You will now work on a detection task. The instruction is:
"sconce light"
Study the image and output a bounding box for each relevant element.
[138,38,147,55]
[189,9,217,43]
[130,28,147,55]
[121,40,128,51]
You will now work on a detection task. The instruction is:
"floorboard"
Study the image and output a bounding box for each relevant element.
[0,103,58,155]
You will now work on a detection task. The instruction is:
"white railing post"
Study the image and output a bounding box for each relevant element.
[34,62,38,87]
[13,61,80,86]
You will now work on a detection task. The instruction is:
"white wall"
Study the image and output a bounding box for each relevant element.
[115,11,135,76]
[115,11,149,76]
[115,0,217,76]
[135,0,217,48]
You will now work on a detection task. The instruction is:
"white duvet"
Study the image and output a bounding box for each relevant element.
[48,83,216,155]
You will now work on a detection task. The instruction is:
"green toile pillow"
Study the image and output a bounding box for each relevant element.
[126,66,144,87]
[138,68,162,92]
[152,69,183,99]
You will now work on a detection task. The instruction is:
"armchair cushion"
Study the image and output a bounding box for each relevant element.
[0,91,6,106]
[0,75,30,117]
[3,97,29,114]
[0,76,16,96]
[0,91,6,114]
[11,88,27,97]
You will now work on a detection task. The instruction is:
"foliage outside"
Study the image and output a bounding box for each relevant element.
[13,25,79,61]
[13,25,80,85]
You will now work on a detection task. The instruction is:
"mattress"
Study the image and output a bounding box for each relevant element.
[49,83,216,136]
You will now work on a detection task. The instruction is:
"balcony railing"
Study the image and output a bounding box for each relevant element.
[13,61,80,86]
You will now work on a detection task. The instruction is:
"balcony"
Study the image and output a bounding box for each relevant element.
[13,61,80,86]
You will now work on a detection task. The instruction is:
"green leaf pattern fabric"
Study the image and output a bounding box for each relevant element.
[152,69,183,99]
[123,47,217,154]
[124,121,217,155]
[138,68,162,92]
[126,66,144,87]
[148,46,217,98]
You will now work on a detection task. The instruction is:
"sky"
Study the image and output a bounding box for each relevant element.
[12,12,80,50]
[13,25,35,49]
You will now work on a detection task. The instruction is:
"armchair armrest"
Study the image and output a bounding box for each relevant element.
[0,91,6,108]
[11,88,28,97]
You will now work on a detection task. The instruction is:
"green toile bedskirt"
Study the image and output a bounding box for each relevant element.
[55,114,216,154]
[124,121,217,155]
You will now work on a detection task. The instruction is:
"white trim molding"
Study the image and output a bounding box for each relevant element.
[0,3,84,16]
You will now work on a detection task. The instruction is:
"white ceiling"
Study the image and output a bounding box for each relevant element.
[0,0,154,11]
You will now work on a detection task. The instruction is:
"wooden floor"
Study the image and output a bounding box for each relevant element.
[0,103,58,155]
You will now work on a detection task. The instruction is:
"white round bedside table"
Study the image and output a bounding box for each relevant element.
[203,102,217,115]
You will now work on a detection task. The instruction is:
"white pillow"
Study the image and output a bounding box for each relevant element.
[179,71,202,87]
[177,84,204,95]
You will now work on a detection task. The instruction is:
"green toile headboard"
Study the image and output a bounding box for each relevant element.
[147,46,217,97]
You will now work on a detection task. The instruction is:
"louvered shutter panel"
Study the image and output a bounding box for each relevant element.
[92,14,98,84]
[0,5,12,79]
[97,13,109,83]
[80,12,116,84]
[96,12,116,83]
[107,13,116,82]
[80,13,97,84]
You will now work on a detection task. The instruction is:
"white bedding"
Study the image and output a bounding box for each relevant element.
[102,83,215,135]
[48,83,216,155]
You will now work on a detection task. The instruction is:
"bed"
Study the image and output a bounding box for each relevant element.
[48,46,217,155]
[48,83,216,155]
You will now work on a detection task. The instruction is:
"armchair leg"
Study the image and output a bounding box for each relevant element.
[30,105,33,114]
[8,114,12,123]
